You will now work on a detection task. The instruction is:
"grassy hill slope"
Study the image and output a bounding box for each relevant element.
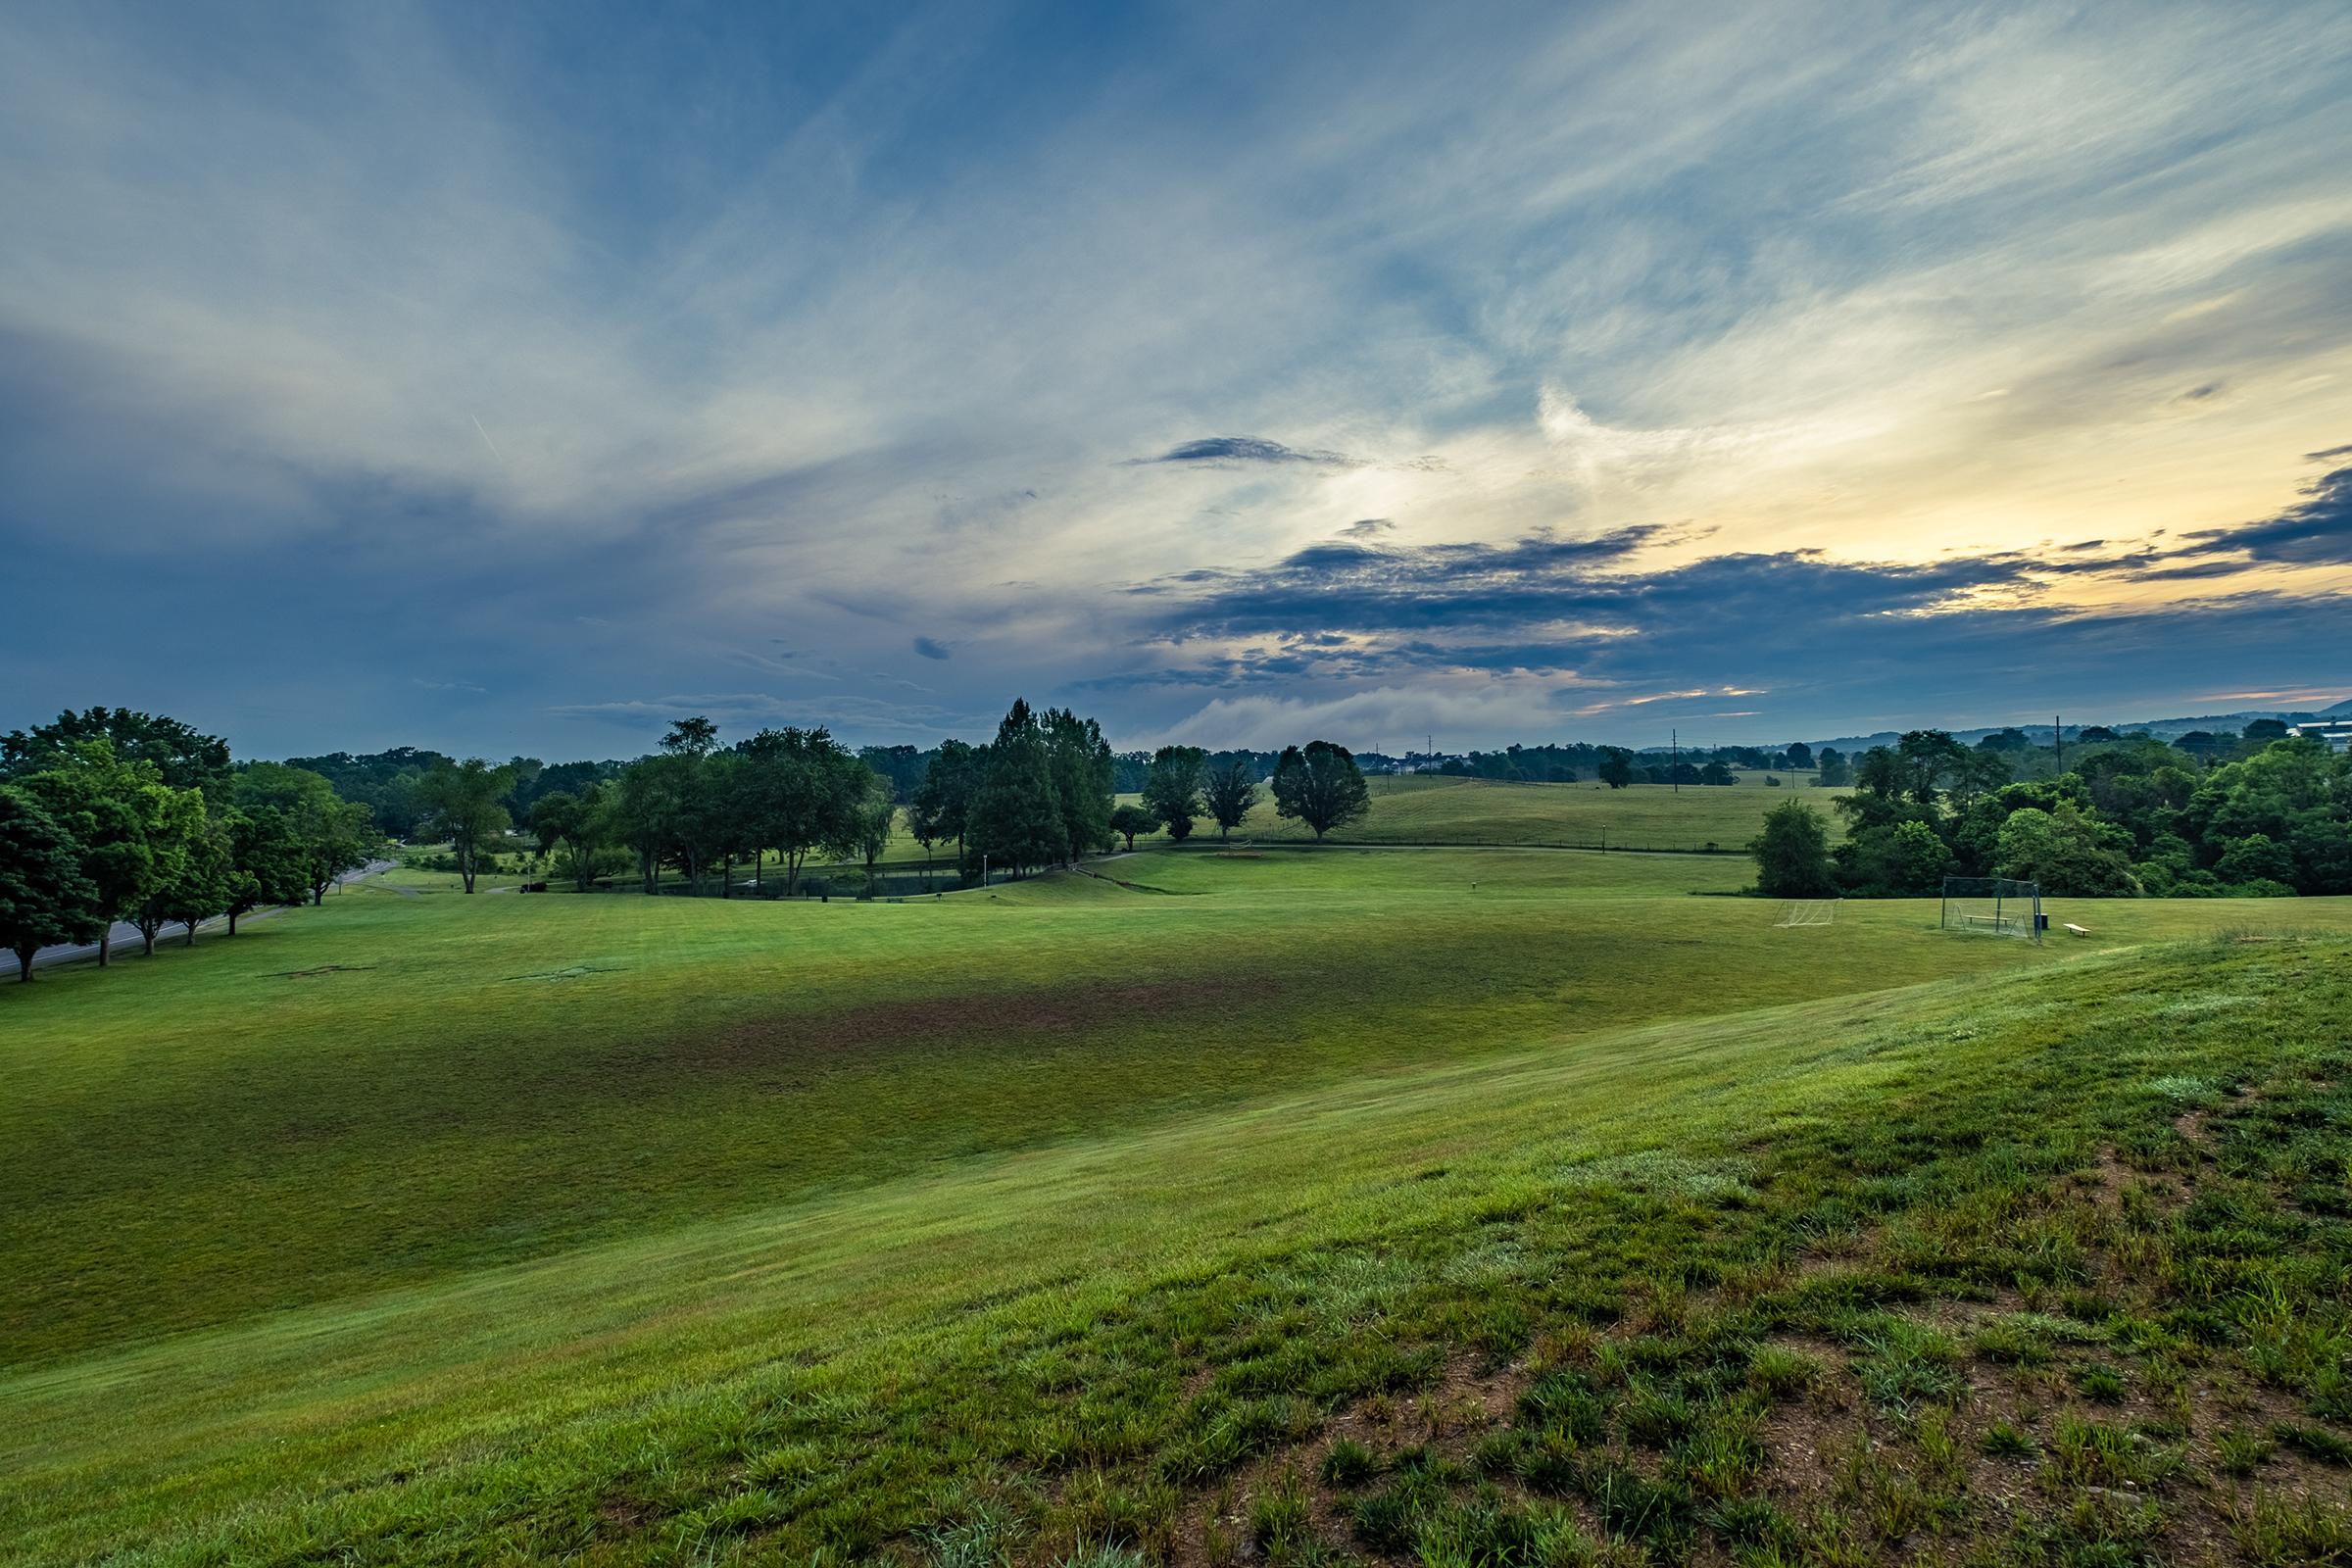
[4,854,2349,1565]
[3,851,2042,1363]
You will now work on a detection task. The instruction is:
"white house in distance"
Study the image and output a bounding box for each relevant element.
[2289,720,2352,754]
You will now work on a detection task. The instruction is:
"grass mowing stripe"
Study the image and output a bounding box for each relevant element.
[3,935,2346,1563]
[8,851,2114,1363]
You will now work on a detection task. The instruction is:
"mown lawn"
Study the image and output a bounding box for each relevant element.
[2,849,2066,1363]
[4,850,2349,1565]
[3,927,2348,1564]
[1117,776,1852,854]
[551,775,1840,880]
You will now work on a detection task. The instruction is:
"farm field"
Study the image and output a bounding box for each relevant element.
[497,777,1841,884]
[4,847,2350,1565]
[1120,776,1851,855]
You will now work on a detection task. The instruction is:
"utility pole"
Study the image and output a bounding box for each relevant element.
[2054,714,2063,774]
[1672,728,1679,793]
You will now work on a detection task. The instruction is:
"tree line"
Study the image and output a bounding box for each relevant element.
[1750,722,2352,899]
[1427,739,1849,787]
[0,703,1381,978]
[521,705,1373,896]
[0,709,378,980]
[277,732,1852,850]
[274,739,1306,840]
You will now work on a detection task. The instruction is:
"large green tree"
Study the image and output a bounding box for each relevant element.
[739,726,867,896]
[1837,819,1953,895]
[220,806,310,935]
[1270,741,1371,841]
[1749,800,1838,897]
[413,760,516,894]
[118,789,209,957]
[160,814,235,948]
[1142,745,1207,844]
[1201,757,1257,842]
[603,756,687,894]
[966,701,1067,877]
[1108,802,1159,851]
[528,790,604,892]
[24,740,208,965]
[2,707,230,795]
[1894,729,1972,808]
[234,763,377,905]
[905,792,948,889]
[1992,803,2141,896]
[1042,708,1115,861]
[662,715,719,759]
[1596,747,1636,790]
[913,739,982,862]
[682,751,745,896]
[851,775,896,892]
[0,786,104,982]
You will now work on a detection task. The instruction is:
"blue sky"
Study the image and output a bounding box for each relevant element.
[4,0,2350,759]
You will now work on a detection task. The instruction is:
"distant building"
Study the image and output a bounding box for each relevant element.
[2289,721,2352,754]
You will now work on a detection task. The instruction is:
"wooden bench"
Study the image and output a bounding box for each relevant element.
[1963,913,2014,929]
[2064,922,2091,938]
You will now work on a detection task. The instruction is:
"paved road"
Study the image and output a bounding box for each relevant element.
[25,859,395,972]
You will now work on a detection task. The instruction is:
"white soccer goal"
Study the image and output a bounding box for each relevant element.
[1775,900,1838,928]
[1938,876,2043,944]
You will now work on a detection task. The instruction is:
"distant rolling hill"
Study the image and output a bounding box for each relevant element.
[1811,696,2346,753]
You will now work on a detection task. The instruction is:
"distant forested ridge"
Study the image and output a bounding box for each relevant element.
[8,700,2340,985]
[1749,721,2349,899]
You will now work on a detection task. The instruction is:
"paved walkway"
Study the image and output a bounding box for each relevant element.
[26,859,394,971]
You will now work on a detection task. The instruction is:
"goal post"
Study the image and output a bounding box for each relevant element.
[1775,900,1838,928]
[1938,876,2042,944]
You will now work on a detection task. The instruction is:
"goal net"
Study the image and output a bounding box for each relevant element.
[1938,877,2042,943]
[1775,900,1838,928]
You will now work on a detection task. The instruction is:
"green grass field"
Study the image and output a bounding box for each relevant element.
[1117,776,1850,855]
[4,846,2348,1565]
[504,775,1843,882]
